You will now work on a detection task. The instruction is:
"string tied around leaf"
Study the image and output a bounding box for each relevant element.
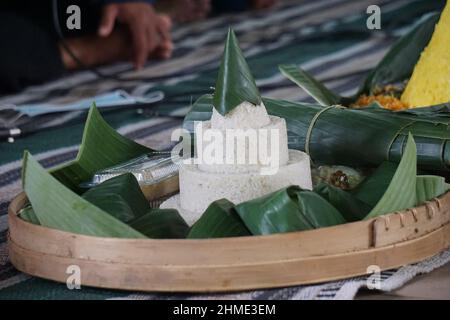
[305,105,346,158]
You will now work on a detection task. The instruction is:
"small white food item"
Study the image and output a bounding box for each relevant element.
[161,102,313,225]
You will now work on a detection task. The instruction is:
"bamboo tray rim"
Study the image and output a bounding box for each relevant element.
[8,224,450,292]
[8,223,450,267]
[7,190,450,292]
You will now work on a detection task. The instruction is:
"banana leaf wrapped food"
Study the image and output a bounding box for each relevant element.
[184,94,450,172]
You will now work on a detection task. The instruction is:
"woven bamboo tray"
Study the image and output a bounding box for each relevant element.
[8,180,450,292]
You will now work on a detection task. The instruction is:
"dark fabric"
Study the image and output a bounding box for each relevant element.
[0,11,66,94]
[212,0,250,13]
[0,0,105,93]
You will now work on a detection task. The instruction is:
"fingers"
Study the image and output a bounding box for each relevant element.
[104,3,174,68]
[156,15,173,59]
[130,21,150,69]
[159,14,173,31]
[157,15,172,43]
[154,39,173,59]
[150,42,173,60]
[99,5,118,37]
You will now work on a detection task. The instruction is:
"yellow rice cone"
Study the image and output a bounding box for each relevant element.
[401,2,450,108]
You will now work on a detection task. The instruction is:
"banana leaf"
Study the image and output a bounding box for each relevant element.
[183,95,450,171]
[416,175,450,205]
[364,134,417,219]
[235,186,345,235]
[23,153,191,238]
[352,162,398,208]
[22,152,146,238]
[314,183,370,222]
[315,135,446,220]
[81,173,149,223]
[187,199,251,239]
[279,65,341,106]
[394,103,450,118]
[278,12,442,105]
[213,28,261,115]
[129,209,189,239]
[19,205,40,225]
[51,104,151,193]
[359,103,450,125]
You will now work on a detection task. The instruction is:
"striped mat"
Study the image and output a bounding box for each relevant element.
[0,0,448,300]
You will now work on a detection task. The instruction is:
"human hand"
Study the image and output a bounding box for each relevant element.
[98,2,173,69]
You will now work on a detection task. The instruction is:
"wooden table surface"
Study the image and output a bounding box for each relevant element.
[356,263,450,300]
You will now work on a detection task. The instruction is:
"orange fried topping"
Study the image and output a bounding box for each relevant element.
[352,94,409,111]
